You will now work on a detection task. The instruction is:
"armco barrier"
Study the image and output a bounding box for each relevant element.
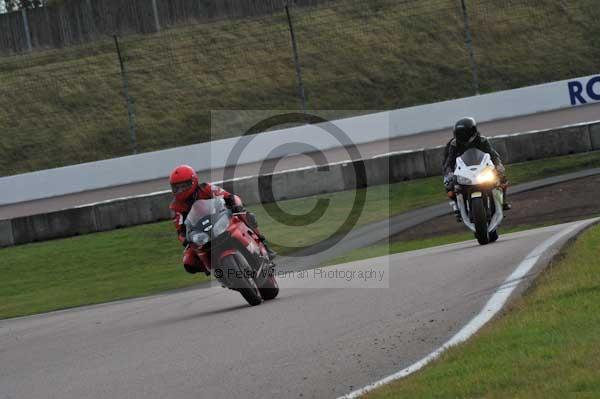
[1,122,600,248]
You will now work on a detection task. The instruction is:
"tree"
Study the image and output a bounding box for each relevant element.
[3,0,18,12]
[3,0,46,12]
[21,0,45,8]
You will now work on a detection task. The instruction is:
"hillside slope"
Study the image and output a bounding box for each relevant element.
[0,0,598,176]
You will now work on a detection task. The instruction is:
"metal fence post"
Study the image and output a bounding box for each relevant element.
[459,0,480,95]
[21,8,32,52]
[151,0,161,32]
[85,0,97,38]
[285,4,307,114]
[113,35,138,154]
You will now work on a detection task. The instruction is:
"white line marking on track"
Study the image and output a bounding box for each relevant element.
[371,150,421,159]
[69,159,359,210]
[338,218,598,399]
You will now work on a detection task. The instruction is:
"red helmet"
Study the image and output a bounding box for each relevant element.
[169,165,198,201]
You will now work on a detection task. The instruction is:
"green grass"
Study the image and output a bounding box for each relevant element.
[0,222,202,319]
[1,151,600,319]
[506,150,600,184]
[365,223,600,399]
[0,0,599,176]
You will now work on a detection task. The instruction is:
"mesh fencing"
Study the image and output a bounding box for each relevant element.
[0,0,598,176]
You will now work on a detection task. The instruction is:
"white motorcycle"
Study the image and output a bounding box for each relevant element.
[449,148,504,245]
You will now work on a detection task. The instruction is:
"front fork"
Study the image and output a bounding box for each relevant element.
[454,189,504,233]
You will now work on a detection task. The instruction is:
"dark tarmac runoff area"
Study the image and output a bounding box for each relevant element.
[393,174,600,242]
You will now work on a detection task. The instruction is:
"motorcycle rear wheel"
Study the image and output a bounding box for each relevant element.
[221,253,263,306]
[259,274,279,300]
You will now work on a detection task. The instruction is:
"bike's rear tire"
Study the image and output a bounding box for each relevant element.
[472,197,490,245]
[220,253,263,306]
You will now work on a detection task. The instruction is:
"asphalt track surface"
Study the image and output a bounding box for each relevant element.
[2,102,600,219]
[1,218,597,399]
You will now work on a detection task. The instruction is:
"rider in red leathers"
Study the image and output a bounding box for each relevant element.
[169,165,276,275]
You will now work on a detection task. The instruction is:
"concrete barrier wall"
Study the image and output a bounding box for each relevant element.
[1,73,599,206]
[423,146,447,177]
[93,194,172,232]
[500,124,592,163]
[590,122,600,150]
[0,220,14,247]
[1,122,599,248]
[11,208,98,245]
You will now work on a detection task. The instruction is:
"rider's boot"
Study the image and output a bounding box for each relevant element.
[454,209,463,223]
[450,200,462,223]
[502,186,512,211]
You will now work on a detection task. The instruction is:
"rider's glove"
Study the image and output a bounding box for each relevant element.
[443,174,455,190]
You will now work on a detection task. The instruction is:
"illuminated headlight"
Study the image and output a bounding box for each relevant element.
[212,214,230,237]
[456,175,472,185]
[190,232,209,245]
[477,168,497,184]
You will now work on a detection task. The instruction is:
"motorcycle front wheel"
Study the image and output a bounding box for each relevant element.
[471,197,490,245]
[220,253,263,306]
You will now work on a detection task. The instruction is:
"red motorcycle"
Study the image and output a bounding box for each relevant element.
[184,197,279,306]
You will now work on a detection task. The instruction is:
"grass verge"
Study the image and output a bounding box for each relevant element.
[1,151,599,319]
[0,223,199,319]
[364,222,600,399]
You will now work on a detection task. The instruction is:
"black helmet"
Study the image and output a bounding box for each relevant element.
[453,117,479,145]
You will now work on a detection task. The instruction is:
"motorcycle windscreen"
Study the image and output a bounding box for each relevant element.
[184,198,227,231]
[459,148,487,166]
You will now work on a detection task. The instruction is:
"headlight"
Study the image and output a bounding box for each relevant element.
[477,168,497,184]
[456,175,472,185]
[190,232,209,245]
[212,214,230,237]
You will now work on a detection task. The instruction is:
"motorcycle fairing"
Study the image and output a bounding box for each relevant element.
[454,149,504,234]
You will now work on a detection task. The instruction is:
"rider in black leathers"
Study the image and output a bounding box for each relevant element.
[442,117,511,221]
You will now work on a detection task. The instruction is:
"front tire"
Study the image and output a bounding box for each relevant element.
[220,253,263,306]
[471,197,490,245]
